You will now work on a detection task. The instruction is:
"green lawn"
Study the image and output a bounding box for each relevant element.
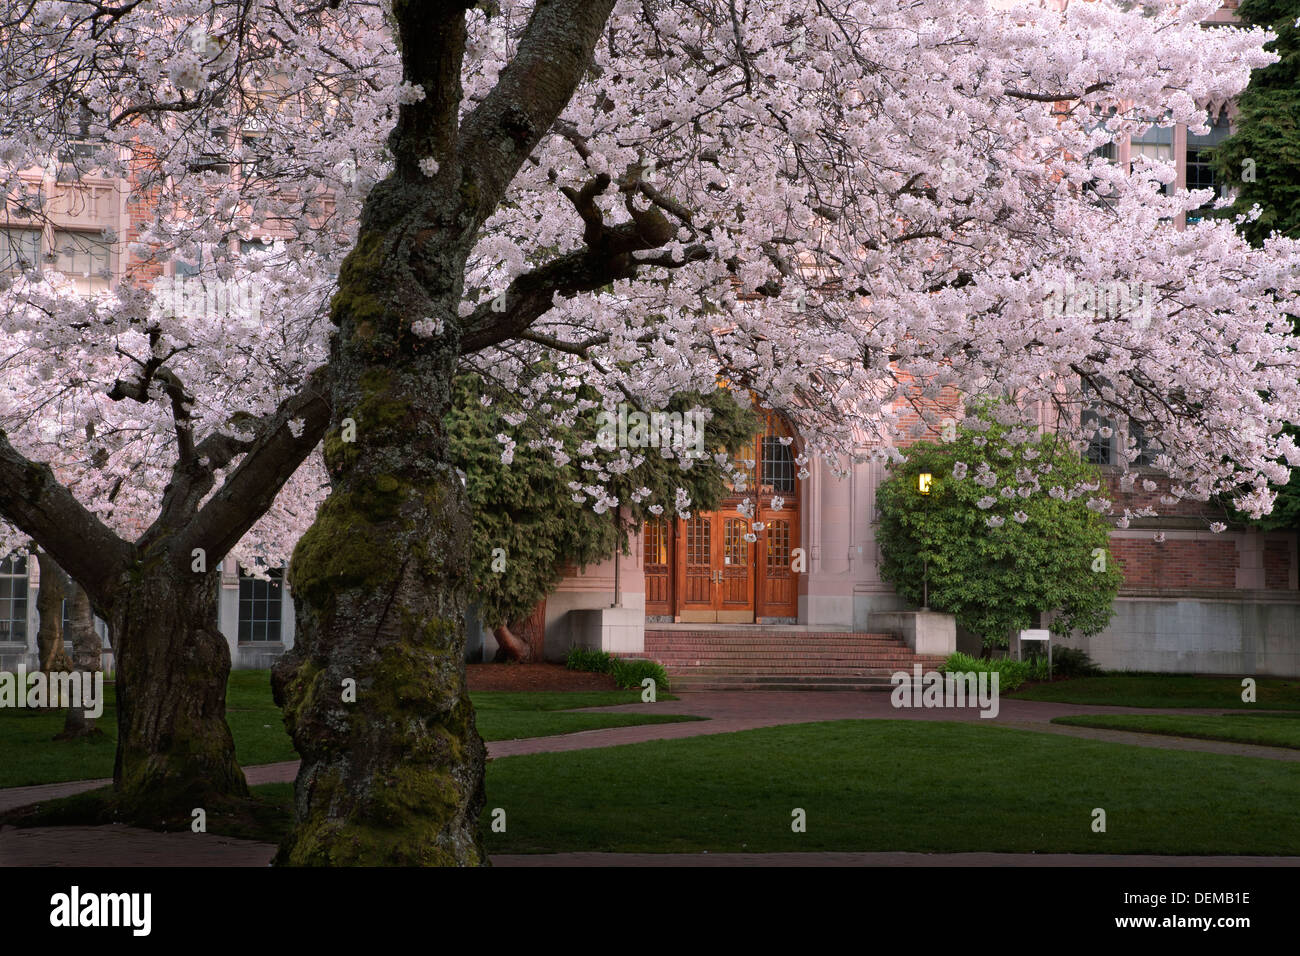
[0,671,293,788]
[1010,674,1300,710]
[479,720,1300,855]
[1052,713,1300,750]
[472,690,699,741]
[0,675,697,788]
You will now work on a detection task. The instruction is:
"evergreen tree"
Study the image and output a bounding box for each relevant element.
[1214,1,1300,529]
[449,372,759,659]
[1213,0,1300,246]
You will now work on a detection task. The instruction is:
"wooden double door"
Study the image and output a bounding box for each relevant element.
[644,501,800,623]
[642,410,802,622]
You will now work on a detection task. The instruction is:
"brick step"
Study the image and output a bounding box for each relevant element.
[669,676,898,691]
[655,655,941,660]
[638,627,946,692]
[660,655,946,660]
[645,632,897,642]
[644,642,909,650]
[665,660,941,671]
[670,671,935,676]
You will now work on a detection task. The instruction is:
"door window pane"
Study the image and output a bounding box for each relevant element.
[238,567,283,642]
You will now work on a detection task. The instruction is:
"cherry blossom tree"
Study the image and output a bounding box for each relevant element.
[2,0,1299,862]
[0,0,381,817]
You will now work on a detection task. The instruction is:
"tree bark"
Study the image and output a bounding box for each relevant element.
[493,599,547,662]
[273,343,487,865]
[58,579,103,739]
[273,0,620,865]
[34,550,69,678]
[109,562,247,817]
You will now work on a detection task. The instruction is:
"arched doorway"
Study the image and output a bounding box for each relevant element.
[644,412,801,623]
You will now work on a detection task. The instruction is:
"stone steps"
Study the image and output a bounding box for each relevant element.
[640,628,947,692]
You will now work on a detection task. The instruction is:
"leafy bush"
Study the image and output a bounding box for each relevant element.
[610,658,670,692]
[939,652,1036,691]
[941,648,1097,688]
[875,402,1122,650]
[565,646,613,673]
[1050,645,1103,678]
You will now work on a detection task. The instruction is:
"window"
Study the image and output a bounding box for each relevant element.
[239,132,271,178]
[1080,376,1113,466]
[0,555,29,642]
[766,519,792,572]
[760,436,796,493]
[1127,421,1157,469]
[53,230,112,281]
[0,228,42,273]
[1186,106,1231,224]
[1082,412,1113,466]
[238,567,283,643]
[239,237,270,255]
[1130,122,1174,195]
[644,519,669,569]
[192,126,232,175]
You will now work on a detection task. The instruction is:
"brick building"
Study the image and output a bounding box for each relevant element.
[3,0,1297,679]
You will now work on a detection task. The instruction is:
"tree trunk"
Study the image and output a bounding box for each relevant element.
[493,598,547,662]
[109,563,247,817]
[269,0,619,867]
[273,342,487,866]
[58,579,103,739]
[34,550,69,676]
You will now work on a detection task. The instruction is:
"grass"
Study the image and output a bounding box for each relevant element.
[1009,674,1300,710]
[1,782,295,844]
[11,719,1300,854]
[472,690,698,741]
[0,676,697,788]
[479,720,1300,855]
[0,671,295,788]
[1052,713,1300,750]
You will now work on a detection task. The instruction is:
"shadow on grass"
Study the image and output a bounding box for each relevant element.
[0,782,294,845]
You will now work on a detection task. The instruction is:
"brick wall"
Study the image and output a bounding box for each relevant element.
[1110,538,1238,589]
[1265,540,1292,590]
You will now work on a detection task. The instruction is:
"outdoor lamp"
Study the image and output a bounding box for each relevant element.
[917,472,932,495]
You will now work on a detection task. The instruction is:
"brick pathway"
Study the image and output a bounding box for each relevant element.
[3,691,1297,866]
[491,692,1300,760]
[493,851,1300,867]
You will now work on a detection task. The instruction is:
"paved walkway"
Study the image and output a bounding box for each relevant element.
[493,851,1300,867]
[3,691,1297,866]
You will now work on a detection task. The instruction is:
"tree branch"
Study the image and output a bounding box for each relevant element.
[457,0,619,223]
[0,431,133,604]
[181,364,334,560]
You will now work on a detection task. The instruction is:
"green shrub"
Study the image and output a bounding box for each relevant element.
[610,658,670,692]
[875,402,1122,651]
[939,652,1036,691]
[565,646,613,673]
[1050,645,1103,678]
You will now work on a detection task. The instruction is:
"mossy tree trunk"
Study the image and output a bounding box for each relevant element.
[273,337,487,864]
[0,316,329,816]
[35,550,69,677]
[271,0,626,865]
[109,561,247,818]
[59,579,104,739]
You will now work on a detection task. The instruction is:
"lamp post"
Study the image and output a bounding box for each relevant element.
[917,473,932,610]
